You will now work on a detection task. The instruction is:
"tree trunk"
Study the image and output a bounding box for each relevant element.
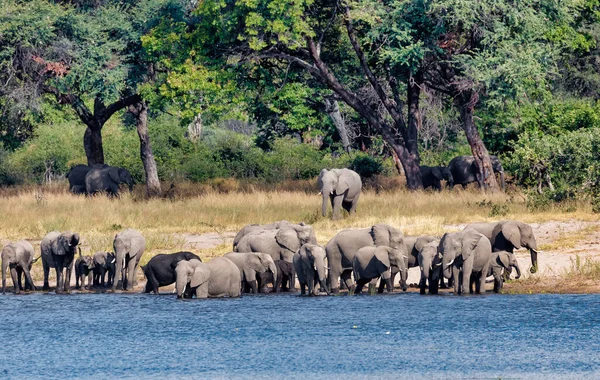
[324,99,351,152]
[392,143,422,190]
[457,96,499,191]
[403,73,423,189]
[83,126,105,166]
[129,101,162,197]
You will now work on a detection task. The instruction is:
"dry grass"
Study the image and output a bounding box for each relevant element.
[539,225,600,252]
[0,181,598,285]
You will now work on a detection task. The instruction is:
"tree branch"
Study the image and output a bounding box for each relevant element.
[256,53,323,79]
[97,94,142,125]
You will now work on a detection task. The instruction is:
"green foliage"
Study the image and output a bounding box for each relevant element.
[349,154,383,178]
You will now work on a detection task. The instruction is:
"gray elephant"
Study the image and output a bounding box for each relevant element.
[488,250,522,293]
[66,164,108,194]
[352,246,408,294]
[113,229,146,291]
[317,168,362,219]
[417,240,443,294]
[420,166,454,191]
[223,251,278,294]
[448,155,505,191]
[75,254,95,290]
[325,224,405,293]
[383,235,438,292]
[440,229,492,295]
[41,231,81,293]
[2,240,36,294]
[293,244,330,296]
[465,220,538,273]
[85,166,134,197]
[233,220,299,250]
[175,257,241,298]
[93,251,116,288]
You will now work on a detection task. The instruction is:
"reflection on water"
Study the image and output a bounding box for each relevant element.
[1,292,599,379]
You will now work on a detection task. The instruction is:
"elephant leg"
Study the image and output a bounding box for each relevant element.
[368,279,377,294]
[434,179,442,191]
[439,276,447,289]
[331,195,344,220]
[452,267,460,294]
[23,267,35,292]
[75,273,80,289]
[354,279,368,294]
[125,257,136,291]
[10,267,20,294]
[419,276,427,295]
[503,266,513,282]
[378,278,386,293]
[389,271,397,290]
[328,267,341,294]
[349,193,359,214]
[196,283,209,299]
[64,262,73,292]
[42,262,50,291]
[462,262,473,295]
[300,282,306,295]
[340,270,354,293]
[429,275,439,295]
[248,280,258,294]
[461,184,467,190]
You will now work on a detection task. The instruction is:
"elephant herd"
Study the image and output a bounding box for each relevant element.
[1,218,537,297]
[66,164,134,196]
[421,155,506,191]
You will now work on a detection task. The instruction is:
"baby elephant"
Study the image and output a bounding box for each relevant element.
[274,260,295,292]
[223,252,277,294]
[75,255,95,290]
[353,246,408,294]
[417,240,442,294]
[175,257,241,299]
[93,251,116,288]
[488,251,522,293]
[293,244,330,296]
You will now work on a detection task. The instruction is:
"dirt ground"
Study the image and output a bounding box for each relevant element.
[14,219,600,294]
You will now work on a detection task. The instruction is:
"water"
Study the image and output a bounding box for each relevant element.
[0,292,599,379]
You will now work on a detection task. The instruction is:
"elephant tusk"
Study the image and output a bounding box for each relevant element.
[435,262,443,267]
[182,283,187,295]
[402,255,408,259]
[111,258,116,264]
[438,252,443,259]
[330,190,334,195]
[445,259,454,267]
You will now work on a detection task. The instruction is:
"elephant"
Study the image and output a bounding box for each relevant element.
[440,229,492,295]
[417,240,443,294]
[66,164,108,194]
[75,255,95,290]
[448,155,505,191]
[2,240,36,294]
[382,235,438,292]
[317,168,362,219]
[174,257,241,299]
[232,220,299,250]
[223,251,277,294]
[273,259,295,292]
[41,231,81,293]
[465,220,538,274]
[487,250,522,293]
[93,251,116,288]
[142,251,201,294]
[352,246,408,294]
[420,166,454,191]
[325,224,405,293]
[113,229,146,291]
[293,244,330,296]
[85,166,134,197]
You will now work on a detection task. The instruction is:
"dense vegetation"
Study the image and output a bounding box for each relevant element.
[1,0,599,202]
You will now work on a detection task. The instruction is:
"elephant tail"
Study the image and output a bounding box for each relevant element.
[31,256,42,264]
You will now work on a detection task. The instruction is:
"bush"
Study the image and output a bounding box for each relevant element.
[349,154,383,178]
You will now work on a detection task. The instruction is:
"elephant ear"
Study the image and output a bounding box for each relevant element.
[190,264,211,288]
[246,254,267,273]
[371,224,391,246]
[275,228,300,253]
[317,169,327,190]
[502,222,522,249]
[334,170,350,194]
[108,167,120,184]
[414,236,434,253]
[461,230,483,261]
[497,251,512,269]
[374,247,391,272]
[432,167,444,181]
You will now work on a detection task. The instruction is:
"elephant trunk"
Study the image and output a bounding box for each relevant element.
[513,261,522,279]
[268,261,278,289]
[113,250,123,290]
[529,248,538,274]
[315,258,329,295]
[175,271,187,298]
[321,190,329,217]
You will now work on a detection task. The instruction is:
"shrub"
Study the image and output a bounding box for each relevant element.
[349,154,383,178]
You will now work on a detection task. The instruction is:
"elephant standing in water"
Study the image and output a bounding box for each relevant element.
[465,220,538,274]
[448,155,505,191]
[317,168,362,219]
[142,251,201,294]
[293,244,330,296]
[113,229,146,291]
[85,166,134,196]
[326,224,406,293]
[224,252,277,294]
[93,251,116,288]
[420,166,454,191]
[2,240,36,294]
[417,240,442,294]
[41,231,81,293]
[352,246,408,294]
[175,257,241,299]
[440,229,492,295]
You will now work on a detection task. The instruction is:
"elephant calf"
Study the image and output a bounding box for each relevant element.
[75,255,95,290]
[272,260,295,292]
[352,246,408,294]
[487,251,522,293]
[2,240,36,294]
[175,257,241,299]
[142,251,201,294]
[224,251,277,294]
[293,244,330,296]
[93,251,116,288]
[417,240,442,295]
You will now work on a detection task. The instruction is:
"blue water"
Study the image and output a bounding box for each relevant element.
[0,292,599,379]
